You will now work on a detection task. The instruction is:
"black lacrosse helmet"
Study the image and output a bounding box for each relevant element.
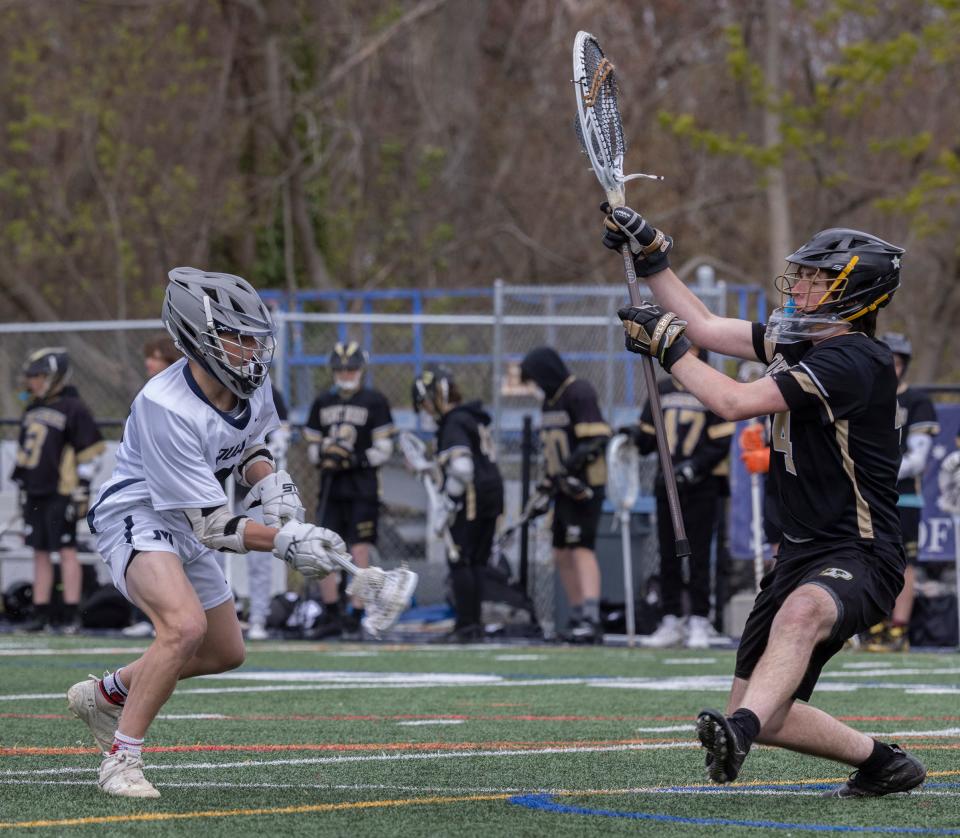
[780,228,904,322]
[879,332,912,360]
[329,341,366,373]
[22,347,70,397]
[412,365,455,416]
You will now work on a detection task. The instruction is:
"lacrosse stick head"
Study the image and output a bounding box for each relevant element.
[573,31,627,206]
[346,566,418,637]
[606,433,641,511]
[938,450,960,517]
[397,430,433,474]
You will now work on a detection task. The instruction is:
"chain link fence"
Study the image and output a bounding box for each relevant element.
[0,280,730,632]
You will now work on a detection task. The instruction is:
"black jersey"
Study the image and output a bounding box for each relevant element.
[752,324,901,543]
[304,386,394,500]
[436,401,503,521]
[636,378,734,483]
[895,386,939,498]
[12,385,104,497]
[540,378,611,488]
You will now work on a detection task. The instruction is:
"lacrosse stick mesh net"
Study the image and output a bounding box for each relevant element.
[606,434,641,512]
[347,565,418,636]
[574,35,626,184]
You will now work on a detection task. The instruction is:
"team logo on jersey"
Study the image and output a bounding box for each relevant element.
[819,567,853,581]
[216,441,246,463]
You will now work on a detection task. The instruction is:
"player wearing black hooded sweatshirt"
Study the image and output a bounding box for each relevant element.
[413,366,504,641]
[519,346,611,643]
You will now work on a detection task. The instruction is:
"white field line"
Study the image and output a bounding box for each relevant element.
[0,741,695,777]
[0,646,147,657]
[0,778,955,797]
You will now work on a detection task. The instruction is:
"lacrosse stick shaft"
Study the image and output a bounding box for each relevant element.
[750,473,764,593]
[620,508,636,646]
[316,471,333,526]
[621,245,691,562]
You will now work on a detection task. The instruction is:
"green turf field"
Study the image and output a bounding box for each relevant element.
[1,636,958,836]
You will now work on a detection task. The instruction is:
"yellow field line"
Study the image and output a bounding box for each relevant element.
[3,770,959,830]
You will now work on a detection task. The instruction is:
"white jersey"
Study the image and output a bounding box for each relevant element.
[89,359,280,528]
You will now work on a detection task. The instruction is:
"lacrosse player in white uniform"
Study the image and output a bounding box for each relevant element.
[67,268,348,799]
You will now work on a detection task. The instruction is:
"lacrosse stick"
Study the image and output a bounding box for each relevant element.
[937,450,960,648]
[492,483,555,557]
[396,430,460,562]
[606,433,640,646]
[328,552,418,637]
[572,31,691,568]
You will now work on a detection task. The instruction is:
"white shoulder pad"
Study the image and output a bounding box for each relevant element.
[233,445,275,488]
[183,505,249,553]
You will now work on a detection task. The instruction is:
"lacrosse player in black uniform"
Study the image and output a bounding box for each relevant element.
[603,210,925,797]
[625,347,733,649]
[304,342,394,637]
[413,365,503,641]
[13,348,104,633]
[862,333,939,652]
[519,347,611,644]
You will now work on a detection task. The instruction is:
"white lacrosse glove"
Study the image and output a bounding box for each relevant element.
[272,520,347,579]
[430,492,460,537]
[244,470,306,527]
[307,442,321,466]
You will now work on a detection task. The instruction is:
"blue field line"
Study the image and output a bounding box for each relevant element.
[509,793,960,833]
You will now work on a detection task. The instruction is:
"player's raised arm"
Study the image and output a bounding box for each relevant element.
[601,205,758,361]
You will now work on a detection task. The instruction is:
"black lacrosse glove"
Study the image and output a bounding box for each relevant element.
[672,459,703,489]
[556,474,594,502]
[618,302,692,372]
[320,439,356,472]
[601,204,673,277]
[616,425,646,448]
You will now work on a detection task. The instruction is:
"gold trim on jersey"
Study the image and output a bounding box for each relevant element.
[372,423,395,439]
[76,440,105,463]
[573,421,611,439]
[465,484,477,521]
[301,427,323,443]
[639,422,656,436]
[708,422,735,439]
[908,421,940,435]
[790,368,874,539]
[545,376,576,408]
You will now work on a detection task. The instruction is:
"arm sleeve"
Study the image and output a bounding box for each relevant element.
[68,400,105,462]
[689,413,735,475]
[751,322,772,365]
[303,398,324,444]
[134,399,228,510]
[772,343,873,424]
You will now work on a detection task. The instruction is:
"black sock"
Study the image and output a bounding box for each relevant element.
[729,708,761,743]
[858,740,896,773]
[61,603,78,624]
[33,603,51,624]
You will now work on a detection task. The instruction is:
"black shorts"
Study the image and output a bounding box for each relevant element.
[318,498,379,546]
[735,538,905,702]
[898,506,921,565]
[551,492,604,550]
[23,494,77,551]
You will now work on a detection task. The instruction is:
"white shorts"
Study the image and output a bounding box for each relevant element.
[93,502,233,612]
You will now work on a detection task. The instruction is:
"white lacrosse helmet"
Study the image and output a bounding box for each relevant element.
[162,267,275,399]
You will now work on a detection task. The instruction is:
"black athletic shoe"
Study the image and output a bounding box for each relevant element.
[564,619,602,645]
[305,613,342,640]
[822,745,926,798]
[696,708,751,783]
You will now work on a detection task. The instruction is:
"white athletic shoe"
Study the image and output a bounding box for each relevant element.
[122,620,156,638]
[67,676,122,753]
[98,750,160,798]
[246,620,268,641]
[686,616,712,649]
[640,614,686,648]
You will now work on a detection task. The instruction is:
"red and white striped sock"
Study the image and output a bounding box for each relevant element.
[110,730,144,758]
[98,670,128,707]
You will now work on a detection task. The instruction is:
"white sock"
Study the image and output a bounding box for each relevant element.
[110,730,144,758]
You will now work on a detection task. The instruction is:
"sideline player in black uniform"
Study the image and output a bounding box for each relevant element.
[12,348,104,632]
[413,365,504,641]
[603,211,925,797]
[304,342,394,637]
[863,333,939,652]
[625,347,733,649]
[519,347,611,643]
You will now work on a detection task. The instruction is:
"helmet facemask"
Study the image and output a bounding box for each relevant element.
[766,263,853,344]
[329,341,366,394]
